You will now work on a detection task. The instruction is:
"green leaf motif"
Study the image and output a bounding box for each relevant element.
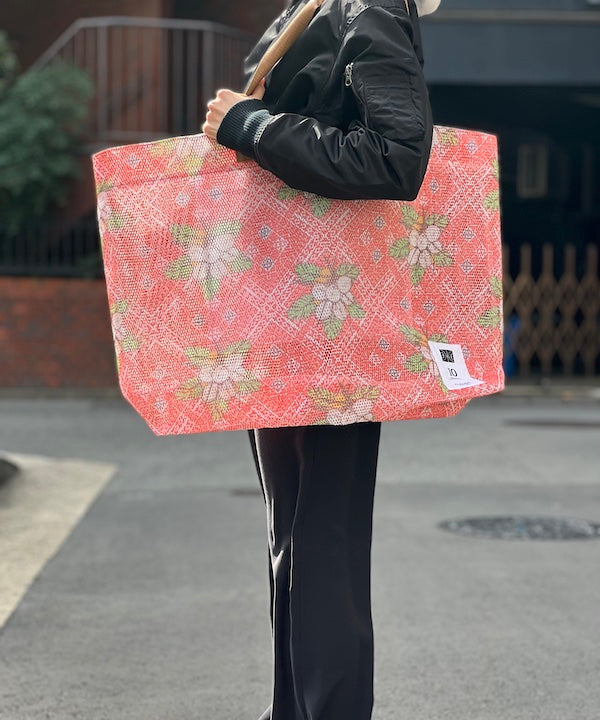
[429,333,449,343]
[210,399,229,421]
[121,336,140,352]
[149,138,176,156]
[484,190,500,211]
[352,386,380,401]
[97,180,113,192]
[237,375,260,395]
[209,220,242,238]
[223,340,251,356]
[406,352,428,373]
[441,129,459,146]
[323,316,343,340]
[399,324,423,344]
[437,376,449,394]
[425,213,449,228]
[182,156,204,175]
[312,418,329,425]
[106,214,125,232]
[311,197,331,218]
[277,186,300,201]
[165,256,193,280]
[170,224,201,247]
[307,387,335,408]
[492,158,500,180]
[347,302,365,319]
[433,251,452,267]
[401,205,419,228]
[411,265,426,286]
[186,346,213,366]
[227,252,252,273]
[201,276,220,300]
[336,263,360,279]
[295,263,321,284]
[477,306,502,328]
[490,276,503,299]
[175,378,203,399]
[111,299,128,315]
[389,238,410,260]
[288,294,316,319]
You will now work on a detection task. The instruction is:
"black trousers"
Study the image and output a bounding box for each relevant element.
[247,421,382,720]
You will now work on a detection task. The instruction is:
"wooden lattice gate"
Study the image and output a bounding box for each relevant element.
[502,243,599,378]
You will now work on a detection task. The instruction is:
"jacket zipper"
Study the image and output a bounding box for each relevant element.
[344,62,353,87]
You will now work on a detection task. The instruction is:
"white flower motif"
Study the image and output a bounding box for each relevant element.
[419,345,440,378]
[187,232,239,281]
[312,275,354,321]
[326,398,376,425]
[111,313,127,342]
[97,191,113,231]
[407,226,443,268]
[197,353,247,404]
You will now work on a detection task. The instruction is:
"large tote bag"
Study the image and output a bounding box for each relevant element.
[92,0,504,435]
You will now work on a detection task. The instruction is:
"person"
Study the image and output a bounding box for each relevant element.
[202,1,441,718]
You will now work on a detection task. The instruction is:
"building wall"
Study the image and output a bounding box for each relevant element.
[0,278,118,388]
[0,0,168,68]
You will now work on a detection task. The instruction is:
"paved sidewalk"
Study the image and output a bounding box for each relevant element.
[0,394,599,720]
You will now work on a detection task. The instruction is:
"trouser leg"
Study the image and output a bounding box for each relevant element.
[250,421,381,720]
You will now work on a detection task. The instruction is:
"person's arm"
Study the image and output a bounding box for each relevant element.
[217,6,433,201]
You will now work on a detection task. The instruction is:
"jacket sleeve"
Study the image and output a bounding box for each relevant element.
[216,5,433,201]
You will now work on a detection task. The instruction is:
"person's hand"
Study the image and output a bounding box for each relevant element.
[202,82,266,139]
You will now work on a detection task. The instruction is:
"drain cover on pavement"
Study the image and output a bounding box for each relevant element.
[438,515,600,540]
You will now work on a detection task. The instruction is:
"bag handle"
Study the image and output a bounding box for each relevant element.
[244,0,326,96]
[245,0,409,95]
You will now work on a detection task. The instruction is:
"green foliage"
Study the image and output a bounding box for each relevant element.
[0,32,94,238]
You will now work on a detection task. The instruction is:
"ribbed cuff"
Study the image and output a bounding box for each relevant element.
[216,99,272,159]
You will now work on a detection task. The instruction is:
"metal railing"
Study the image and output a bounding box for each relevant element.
[0,215,102,278]
[33,16,255,146]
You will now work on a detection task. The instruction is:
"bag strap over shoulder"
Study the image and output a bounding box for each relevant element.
[244,0,326,95]
[245,0,411,95]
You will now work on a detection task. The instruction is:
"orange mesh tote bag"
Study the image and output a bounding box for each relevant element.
[92,0,504,435]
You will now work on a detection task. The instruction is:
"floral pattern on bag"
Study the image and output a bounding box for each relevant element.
[307,385,380,425]
[287,262,365,340]
[400,324,449,393]
[148,137,205,175]
[97,181,126,236]
[484,159,501,211]
[110,299,140,372]
[165,220,252,300]
[432,127,459,148]
[175,340,260,421]
[477,275,503,329]
[389,207,452,285]
[277,185,332,218]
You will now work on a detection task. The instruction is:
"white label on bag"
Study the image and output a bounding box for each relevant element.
[427,341,484,390]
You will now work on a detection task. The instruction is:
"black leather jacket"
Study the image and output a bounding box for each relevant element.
[217,0,433,201]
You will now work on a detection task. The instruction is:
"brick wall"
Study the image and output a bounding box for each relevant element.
[0,278,118,388]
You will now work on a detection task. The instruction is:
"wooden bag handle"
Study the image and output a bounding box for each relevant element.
[244,0,326,96]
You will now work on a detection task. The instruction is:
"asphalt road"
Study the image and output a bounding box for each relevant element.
[0,394,599,720]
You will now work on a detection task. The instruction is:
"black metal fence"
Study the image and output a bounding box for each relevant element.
[0,215,102,278]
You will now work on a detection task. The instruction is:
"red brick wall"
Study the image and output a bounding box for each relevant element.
[0,278,118,388]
